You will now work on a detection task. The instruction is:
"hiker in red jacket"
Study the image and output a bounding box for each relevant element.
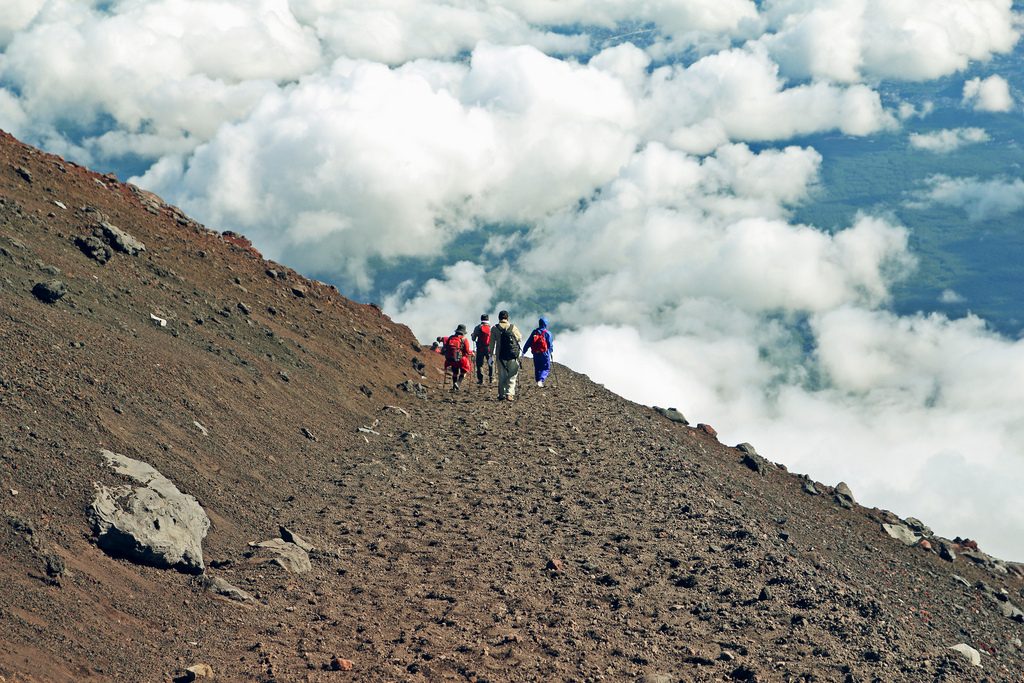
[442,324,472,391]
[471,314,494,384]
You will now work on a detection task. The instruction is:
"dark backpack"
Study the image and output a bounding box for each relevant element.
[498,324,520,361]
[444,335,464,363]
[530,330,549,355]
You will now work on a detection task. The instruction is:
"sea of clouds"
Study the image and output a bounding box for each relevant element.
[2,0,1024,559]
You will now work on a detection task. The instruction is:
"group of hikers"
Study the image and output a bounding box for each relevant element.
[432,310,553,402]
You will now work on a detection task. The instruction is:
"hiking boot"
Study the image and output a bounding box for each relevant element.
[452,382,460,391]
[537,380,544,388]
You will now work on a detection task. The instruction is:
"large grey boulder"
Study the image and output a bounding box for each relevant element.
[89,450,209,573]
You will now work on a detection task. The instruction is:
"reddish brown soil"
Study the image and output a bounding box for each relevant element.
[1,131,1022,682]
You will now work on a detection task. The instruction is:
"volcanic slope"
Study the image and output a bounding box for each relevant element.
[1,130,1022,683]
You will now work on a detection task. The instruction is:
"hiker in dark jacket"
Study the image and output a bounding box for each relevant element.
[471,314,494,384]
[442,324,472,391]
[488,310,522,401]
[524,317,554,387]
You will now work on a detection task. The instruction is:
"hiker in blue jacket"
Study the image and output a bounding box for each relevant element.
[524,317,554,388]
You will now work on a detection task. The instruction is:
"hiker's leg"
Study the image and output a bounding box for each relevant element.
[506,359,519,398]
[536,353,551,382]
[497,360,510,399]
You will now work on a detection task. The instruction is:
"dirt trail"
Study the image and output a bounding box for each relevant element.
[1,131,1022,682]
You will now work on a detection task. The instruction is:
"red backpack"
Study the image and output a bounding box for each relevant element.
[530,330,549,354]
[475,323,491,348]
[444,335,464,363]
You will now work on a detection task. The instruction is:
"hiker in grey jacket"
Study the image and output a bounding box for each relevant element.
[488,310,523,401]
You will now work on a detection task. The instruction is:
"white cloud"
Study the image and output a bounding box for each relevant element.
[0,0,320,158]
[962,74,1014,112]
[898,100,935,120]
[289,0,589,65]
[915,174,1024,221]
[644,48,894,154]
[0,0,44,48]
[908,127,990,153]
[135,45,638,289]
[759,0,1020,83]
[940,289,966,304]
[382,261,494,343]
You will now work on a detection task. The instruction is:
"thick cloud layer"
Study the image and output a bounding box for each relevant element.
[3,1,1024,559]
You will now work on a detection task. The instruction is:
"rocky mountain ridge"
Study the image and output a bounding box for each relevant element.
[0,130,1022,682]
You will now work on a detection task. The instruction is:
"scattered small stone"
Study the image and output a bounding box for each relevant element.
[43,552,66,583]
[291,286,307,298]
[279,371,290,382]
[940,543,957,562]
[948,643,981,667]
[203,575,256,605]
[802,481,818,495]
[729,664,759,682]
[237,302,251,315]
[265,268,278,279]
[98,221,145,255]
[952,575,971,588]
[31,280,66,303]
[411,357,426,374]
[279,526,314,552]
[696,423,717,438]
[14,166,32,183]
[736,443,757,455]
[301,427,317,441]
[999,601,1024,622]
[758,586,771,601]
[267,305,278,315]
[249,538,311,574]
[397,380,427,399]
[654,406,688,425]
[741,453,764,475]
[54,200,67,210]
[833,494,853,510]
[193,421,208,436]
[835,482,854,501]
[545,558,564,572]
[75,234,113,264]
[904,517,932,536]
[182,663,214,680]
[1012,637,1022,649]
[150,313,167,327]
[360,385,373,398]
[882,523,921,547]
[330,657,354,671]
[918,539,932,551]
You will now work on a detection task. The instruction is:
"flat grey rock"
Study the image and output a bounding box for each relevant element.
[203,576,257,605]
[948,643,981,667]
[882,523,921,546]
[252,538,311,574]
[99,221,145,255]
[89,449,209,573]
